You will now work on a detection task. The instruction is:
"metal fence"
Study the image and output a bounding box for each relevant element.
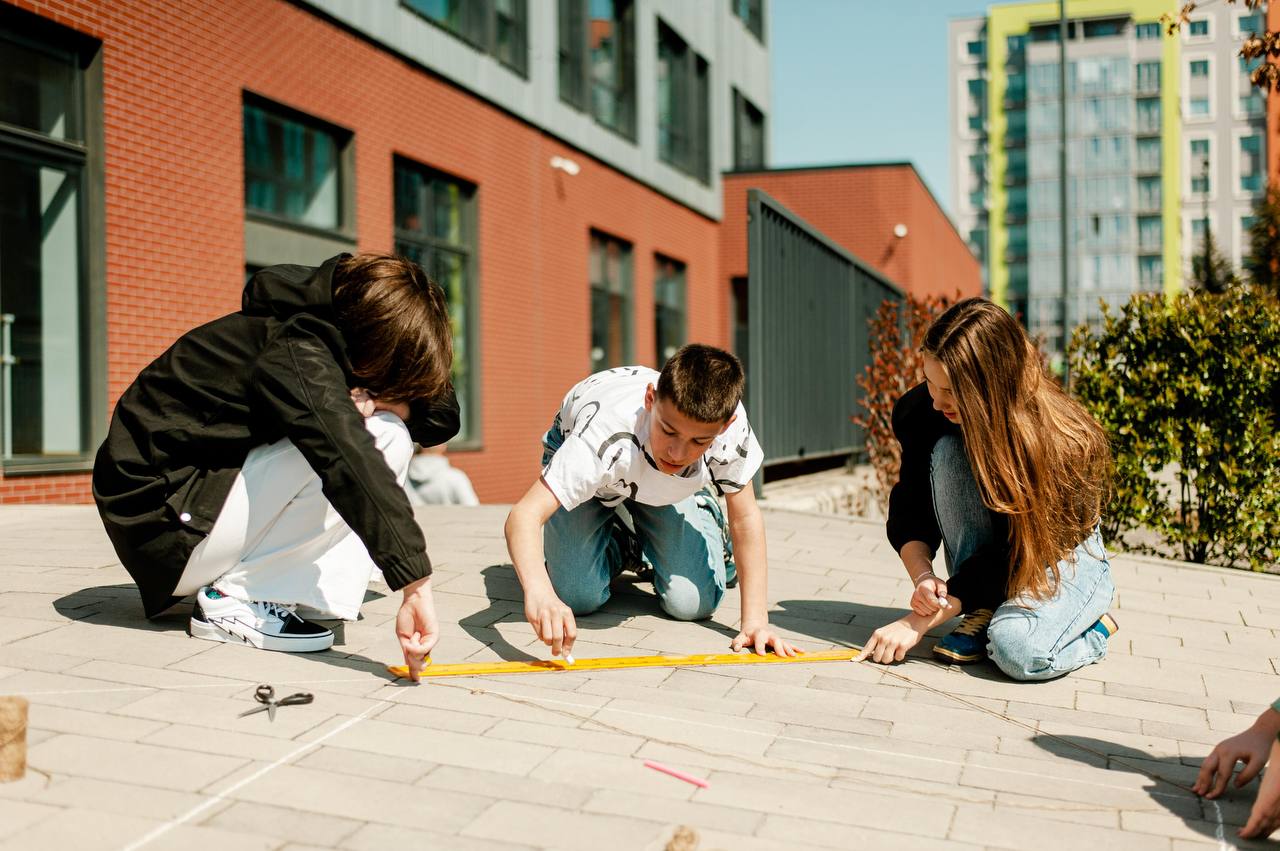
[745,189,905,490]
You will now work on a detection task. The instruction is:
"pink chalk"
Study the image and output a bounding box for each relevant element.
[643,759,710,788]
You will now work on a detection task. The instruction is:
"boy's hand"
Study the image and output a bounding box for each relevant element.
[1195,715,1279,799]
[350,387,376,418]
[525,591,577,658]
[910,575,949,617]
[732,622,798,657]
[856,614,926,665]
[1241,739,1280,840]
[396,576,440,680]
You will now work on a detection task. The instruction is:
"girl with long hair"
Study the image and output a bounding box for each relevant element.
[858,297,1119,680]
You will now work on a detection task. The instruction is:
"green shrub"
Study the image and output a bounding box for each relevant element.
[1070,288,1280,570]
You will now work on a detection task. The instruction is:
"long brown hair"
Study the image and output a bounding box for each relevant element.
[923,298,1110,601]
[331,253,454,403]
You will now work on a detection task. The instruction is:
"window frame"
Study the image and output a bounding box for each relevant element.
[392,156,483,449]
[557,0,637,141]
[653,253,686,367]
[0,6,106,474]
[656,18,711,184]
[242,93,355,239]
[588,229,634,374]
[1235,130,1265,197]
[402,0,529,78]
[732,88,766,170]
[730,0,764,44]
[1188,136,1214,199]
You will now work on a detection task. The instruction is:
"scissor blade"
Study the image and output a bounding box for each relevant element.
[267,702,276,722]
[238,704,270,718]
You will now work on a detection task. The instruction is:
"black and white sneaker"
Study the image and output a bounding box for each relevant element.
[189,586,334,653]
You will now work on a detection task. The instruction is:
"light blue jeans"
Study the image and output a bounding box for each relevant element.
[931,435,1114,681]
[541,425,726,620]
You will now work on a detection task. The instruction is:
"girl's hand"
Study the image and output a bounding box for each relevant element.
[910,575,949,616]
[350,387,376,417]
[857,615,926,665]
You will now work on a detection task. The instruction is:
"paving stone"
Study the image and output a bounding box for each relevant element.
[948,803,1172,850]
[460,800,669,850]
[419,764,597,809]
[28,733,247,792]
[340,822,538,851]
[756,814,983,850]
[317,716,555,776]
[0,798,62,841]
[201,800,363,847]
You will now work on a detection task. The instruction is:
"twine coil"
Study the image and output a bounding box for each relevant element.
[0,697,28,782]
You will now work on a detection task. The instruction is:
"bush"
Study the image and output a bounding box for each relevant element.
[1070,288,1280,570]
[853,294,951,513]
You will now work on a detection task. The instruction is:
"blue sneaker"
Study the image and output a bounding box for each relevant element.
[694,487,736,588]
[932,608,994,664]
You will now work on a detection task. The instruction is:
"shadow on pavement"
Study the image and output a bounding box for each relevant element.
[1031,733,1271,848]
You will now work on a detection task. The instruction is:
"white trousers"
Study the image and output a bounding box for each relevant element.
[175,412,414,620]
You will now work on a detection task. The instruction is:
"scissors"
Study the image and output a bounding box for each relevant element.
[237,684,314,721]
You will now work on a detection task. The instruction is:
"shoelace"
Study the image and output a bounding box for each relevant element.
[953,608,994,637]
[252,600,297,622]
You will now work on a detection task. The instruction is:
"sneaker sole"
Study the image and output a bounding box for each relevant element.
[932,645,987,664]
[189,615,334,653]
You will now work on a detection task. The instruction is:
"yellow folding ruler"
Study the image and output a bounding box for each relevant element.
[386,648,859,679]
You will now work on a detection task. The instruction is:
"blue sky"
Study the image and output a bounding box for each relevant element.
[770,0,990,219]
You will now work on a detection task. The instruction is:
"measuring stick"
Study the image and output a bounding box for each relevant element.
[386,648,858,679]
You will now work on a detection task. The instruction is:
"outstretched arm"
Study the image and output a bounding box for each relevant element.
[505,480,577,658]
[725,486,797,657]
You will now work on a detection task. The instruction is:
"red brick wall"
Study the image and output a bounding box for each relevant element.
[721,165,982,301]
[1270,2,1280,185]
[1,0,723,504]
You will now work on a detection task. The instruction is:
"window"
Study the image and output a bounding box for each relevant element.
[1240,93,1266,117]
[1189,59,1209,78]
[1136,97,1161,132]
[730,277,748,378]
[1083,19,1125,39]
[559,0,636,139]
[1188,18,1210,38]
[654,255,685,366]
[1136,61,1160,93]
[1138,215,1162,250]
[393,159,479,443]
[243,98,347,232]
[731,0,763,43]
[589,231,632,373]
[0,8,104,467]
[404,0,528,76]
[732,89,765,170]
[1237,12,1264,37]
[1137,175,1162,209]
[966,39,984,59]
[1135,21,1160,39]
[1242,215,1258,261]
[968,227,987,264]
[1190,138,1211,194]
[1188,96,1210,117]
[1191,216,1209,243]
[1240,134,1264,193]
[657,20,710,183]
[1137,137,1161,172]
[1138,255,1163,288]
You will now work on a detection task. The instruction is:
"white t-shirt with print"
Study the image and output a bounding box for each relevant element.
[541,366,764,511]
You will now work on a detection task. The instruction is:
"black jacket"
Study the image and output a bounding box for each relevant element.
[886,382,1011,613]
[93,256,460,618]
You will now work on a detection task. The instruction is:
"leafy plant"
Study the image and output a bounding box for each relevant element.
[1070,288,1280,570]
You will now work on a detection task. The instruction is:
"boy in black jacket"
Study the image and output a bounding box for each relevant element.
[93,253,457,677]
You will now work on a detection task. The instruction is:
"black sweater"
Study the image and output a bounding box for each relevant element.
[886,382,1012,613]
[93,256,460,617]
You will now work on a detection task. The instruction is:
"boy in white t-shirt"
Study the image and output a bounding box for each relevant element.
[504,344,796,660]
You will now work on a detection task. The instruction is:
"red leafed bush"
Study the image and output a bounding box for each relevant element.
[852,294,952,512]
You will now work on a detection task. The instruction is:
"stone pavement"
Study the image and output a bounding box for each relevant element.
[0,504,1276,851]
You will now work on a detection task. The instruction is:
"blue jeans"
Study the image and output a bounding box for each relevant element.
[931,435,1114,681]
[541,425,726,621]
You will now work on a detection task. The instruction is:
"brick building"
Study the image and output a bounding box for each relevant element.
[0,0,975,505]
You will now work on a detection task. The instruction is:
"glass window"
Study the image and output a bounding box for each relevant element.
[1137,175,1162,209]
[1083,19,1125,39]
[559,0,635,139]
[1138,215,1162,250]
[243,99,344,231]
[733,89,765,170]
[404,0,528,76]
[654,254,685,366]
[0,16,100,465]
[1188,19,1209,37]
[1239,13,1264,36]
[1136,96,1161,132]
[1136,61,1160,93]
[1242,215,1258,260]
[1136,136,1161,172]
[1135,22,1160,39]
[1189,59,1209,78]
[1240,134,1264,192]
[731,0,764,42]
[589,231,632,373]
[1190,138,1210,193]
[966,39,984,58]
[657,20,711,182]
[393,158,478,442]
[1188,96,1210,117]
[1240,92,1266,117]
[730,277,748,378]
[1138,255,1163,288]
